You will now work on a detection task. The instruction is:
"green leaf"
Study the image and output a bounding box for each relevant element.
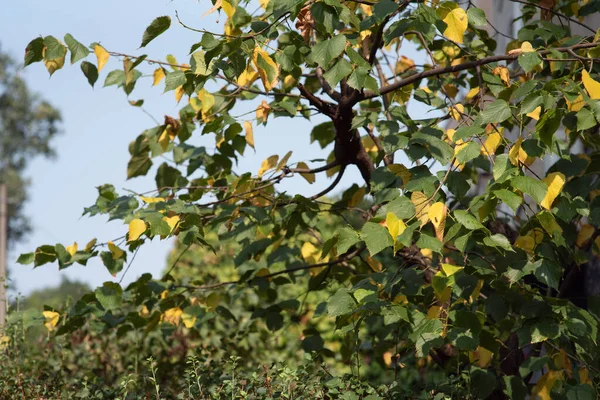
[140,16,171,48]
[43,36,66,61]
[519,51,542,73]
[520,93,543,114]
[382,305,409,325]
[566,385,596,400]
[95,282,123,311]
[361,222,393,256]
[191,51,216,76]
[323,58,353,87]
[327,289,355,317]
[164,70,187,92]
[16,252,35,265]
[347,67,379,93]
[467,7,486,28]
[307,35,347,68]
[494,189,522,211]
[577,107,597,131]
[480,100,512,124]
[511,176,547,204]
[104,70,125,87]
[80,61,98,87]
[24,37,45,66]
[127,154,153,179]
[493,154,513,181]
[483,234,514,251]
[454,210,485,231]
[64,34,90,64]
[455,141,481,164]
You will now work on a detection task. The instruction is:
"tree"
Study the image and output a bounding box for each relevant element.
[16,0,600,397]
[0,47,62,246]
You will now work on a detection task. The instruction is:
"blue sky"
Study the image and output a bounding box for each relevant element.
[3,1,428,297]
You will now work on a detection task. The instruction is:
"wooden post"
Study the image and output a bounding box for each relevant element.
[0,183,7,326]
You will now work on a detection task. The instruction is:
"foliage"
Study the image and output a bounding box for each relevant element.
[11,0,600,398]
[0,47,62,246]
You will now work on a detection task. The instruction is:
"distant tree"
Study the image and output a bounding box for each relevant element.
[0,47,61,246]
[18,278,89,310]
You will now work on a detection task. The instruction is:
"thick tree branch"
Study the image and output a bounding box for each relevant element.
[363,42,600,100]
[368,0,412,65]
[298,83,336,117]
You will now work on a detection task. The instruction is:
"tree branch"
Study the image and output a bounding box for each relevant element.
[183,245,365,291]
[508,0,596,34]
[363,42,600,100]
[310,166,346,200]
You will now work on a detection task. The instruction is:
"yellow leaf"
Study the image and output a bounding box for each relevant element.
[386,212,401,240]
[0,335,10,350]
[252,47,279,92]
[84,238,97,252]
[181,312,197,328]
[466,87,480,102]
[163,215,180,232]
[296,162,315,184]
[481,131,503,157]
[197,89,215,122]
[153,67,165,86]
[443,7,468,44]
[205,293,220,311]
[140,196,165,204]
[349,187,366,207]
[441,43,461,59]
[475,347,493,368]
[44,51,66,76]
[540,172,565,210]
[202,0,223,16]
[258,155,279,178]
[576,224,595,248]
[470,279,484,302]
[162,307,183,326]
[443,84,458,98]
[277,151,293,172]
[301,242,319,264]
[449,103,464,121]
[579,367,591,385]
[395,55,415,74]
[256,100,271,124]
[66,242,78,256]
[362,136,379,153]
[552,349,572,378]
[527,106,542,121]
[532,370,563,400]
[174,85,185,103]
[509,137,534,166]
[108,241,124,260]
[94,44,110,73]
[243,121,255,150]
[567,94,585,112]
[366,256,383,272]
[128,219,147,242]
[43,311,60,332]
[508,41,535,55]
[582,70,600,99]
[441,263,463,277]
[428,202,447,241]
[387,164,411,186]
[493,66,510,86]
[426,305,441,319]
[139,305,150,318]
[158,129,170,151]
[259,0,269,9]
[237,65,259,87]
[411,192,430,227]
[515,229,544,255]
[221,0,236,17]
[383,351,393,367]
